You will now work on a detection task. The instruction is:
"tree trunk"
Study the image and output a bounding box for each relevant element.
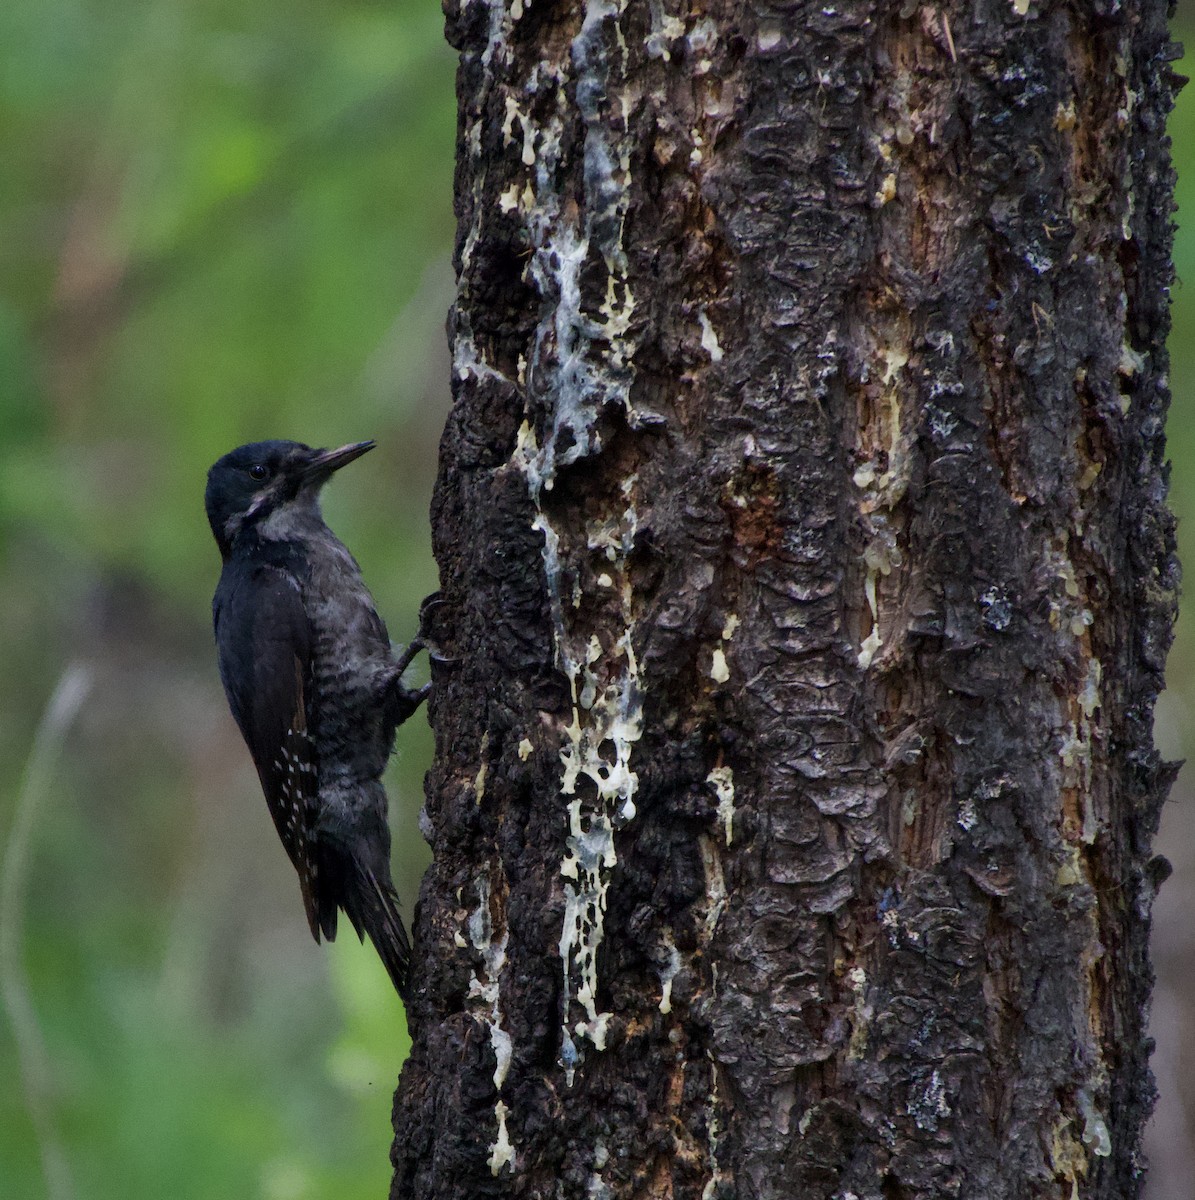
[393,1,1180,1198]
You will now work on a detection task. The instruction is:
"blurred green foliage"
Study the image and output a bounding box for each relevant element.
[0,0,453,1197]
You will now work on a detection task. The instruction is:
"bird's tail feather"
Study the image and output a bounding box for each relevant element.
[342,862,412,1001]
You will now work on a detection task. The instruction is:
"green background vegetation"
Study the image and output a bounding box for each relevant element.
[1,3,1192,1198]
[1,2,453,1197]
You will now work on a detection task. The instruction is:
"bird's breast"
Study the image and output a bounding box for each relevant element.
[303,543,393,779]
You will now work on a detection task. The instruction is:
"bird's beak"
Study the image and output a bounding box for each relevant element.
[302,440,376,486]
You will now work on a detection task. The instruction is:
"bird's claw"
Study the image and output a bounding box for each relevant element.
[418,591,444,627]
[415,591,459,667]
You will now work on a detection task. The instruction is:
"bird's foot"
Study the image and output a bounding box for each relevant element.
[391,636,425,678]
[386,678,432,729]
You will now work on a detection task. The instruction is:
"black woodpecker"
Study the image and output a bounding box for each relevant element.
[205,438,427,999]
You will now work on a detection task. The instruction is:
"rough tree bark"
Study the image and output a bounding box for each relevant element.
[393,1,1179,1198]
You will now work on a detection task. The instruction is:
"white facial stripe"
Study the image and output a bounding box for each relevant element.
[245,489,274,519]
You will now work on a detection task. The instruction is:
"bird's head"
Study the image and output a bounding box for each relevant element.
[205,438,375,558]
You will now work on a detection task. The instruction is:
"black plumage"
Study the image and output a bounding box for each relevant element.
[205,439,427,999]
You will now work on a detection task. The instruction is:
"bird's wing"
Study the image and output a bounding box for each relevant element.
[214,563,323,939]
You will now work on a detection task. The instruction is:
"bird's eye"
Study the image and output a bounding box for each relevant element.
[249,464,268,481]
